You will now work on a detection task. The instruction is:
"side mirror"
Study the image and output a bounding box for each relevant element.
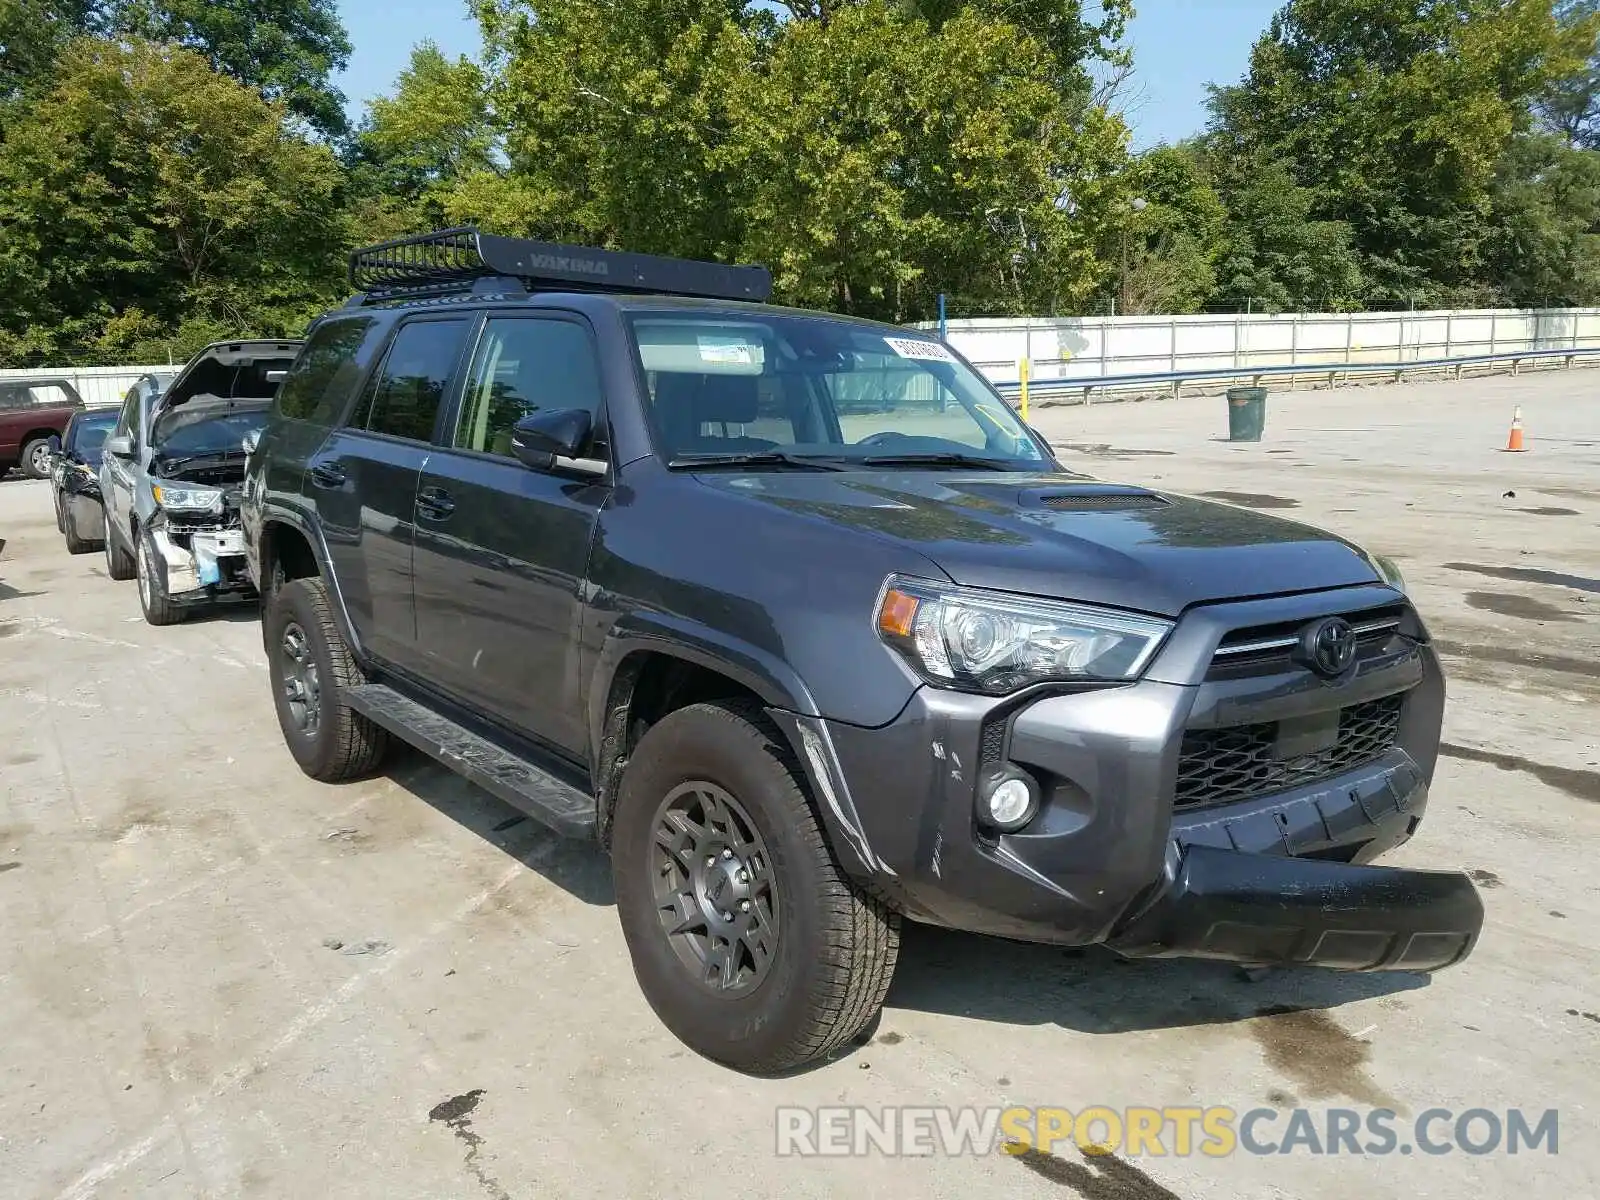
[242,429,261,456]
[104,435,133,458]
[510,408,594,470]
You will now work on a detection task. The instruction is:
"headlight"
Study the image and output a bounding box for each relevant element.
[875,576,1173,694]
[1367,551,1407,594]
[151,484,223,513]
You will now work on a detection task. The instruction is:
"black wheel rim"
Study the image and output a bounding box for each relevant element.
[278,621,322,739]
[650,782,779,997]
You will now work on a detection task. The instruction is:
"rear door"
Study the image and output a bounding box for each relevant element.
[245,316,388,585]
[307,315,471,669]
[411,312,611,757]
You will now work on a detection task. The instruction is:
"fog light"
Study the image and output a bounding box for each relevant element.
[979,771,1039,832]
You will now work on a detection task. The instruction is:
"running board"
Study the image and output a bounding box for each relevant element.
[347,684,596,839]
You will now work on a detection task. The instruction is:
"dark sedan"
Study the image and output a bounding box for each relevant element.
[51,406,119,553]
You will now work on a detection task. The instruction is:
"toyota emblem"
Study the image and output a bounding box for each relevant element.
[1303,617,1358,677]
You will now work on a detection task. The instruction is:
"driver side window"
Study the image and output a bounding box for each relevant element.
[452,316,606,459]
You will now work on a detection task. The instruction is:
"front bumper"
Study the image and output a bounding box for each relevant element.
[150,525,255,601]
[784,584,1483,973]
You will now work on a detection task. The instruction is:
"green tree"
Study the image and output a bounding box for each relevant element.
[349,40,496,229]
[0,0,96,104]
[462,0,1135,320]
[1483,132,1600,304]
[1210,0,1592,305]
[1540,0,1600,148]
[1100,144,1227,314]
[110,0,352,136]
[0,37,347,361]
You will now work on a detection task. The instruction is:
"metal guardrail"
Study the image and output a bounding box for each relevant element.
[985,346,1600,405]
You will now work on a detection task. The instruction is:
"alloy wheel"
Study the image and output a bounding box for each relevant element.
[278,621,322,740]
[650,781,779,997]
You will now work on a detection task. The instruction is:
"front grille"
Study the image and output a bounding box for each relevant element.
[1206,605,1407,680]
[1174,694,1405,811]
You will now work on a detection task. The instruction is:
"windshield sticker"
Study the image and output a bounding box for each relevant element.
[884,337,955,362]
[697,337,758,366]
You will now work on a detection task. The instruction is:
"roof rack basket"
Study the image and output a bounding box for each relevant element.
[348,227,773,304]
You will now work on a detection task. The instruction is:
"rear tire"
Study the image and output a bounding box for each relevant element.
[104,520,135,580]
[611,700,899,1074]
[136,528,185,625]
[265,576,389,782]
[20,437,53,480]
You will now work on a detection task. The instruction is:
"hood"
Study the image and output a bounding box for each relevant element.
[692,469,1382,617]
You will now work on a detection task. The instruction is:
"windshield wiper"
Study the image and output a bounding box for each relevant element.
[156,450,245,470]
[859,452,1015,470]
[667,451,847,471]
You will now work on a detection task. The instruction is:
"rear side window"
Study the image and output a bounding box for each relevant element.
[354,318,470,442]
[26,384,73,407]
[273,317,384,425]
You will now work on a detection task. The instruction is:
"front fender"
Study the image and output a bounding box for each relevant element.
[587,609,821,754]
[256,507,369,666]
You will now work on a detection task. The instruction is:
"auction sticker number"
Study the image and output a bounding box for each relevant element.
[884,337,955,363]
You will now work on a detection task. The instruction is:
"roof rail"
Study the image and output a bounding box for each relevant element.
[347,227,773,304]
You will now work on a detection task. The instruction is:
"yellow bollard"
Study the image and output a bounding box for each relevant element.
[1019,358,1030,422]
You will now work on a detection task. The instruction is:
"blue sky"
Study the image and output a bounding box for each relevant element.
[334,0,1281,148]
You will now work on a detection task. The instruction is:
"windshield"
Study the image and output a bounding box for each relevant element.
[152,403,268,459]
[625,312,1048,468]
[68,412,117,459]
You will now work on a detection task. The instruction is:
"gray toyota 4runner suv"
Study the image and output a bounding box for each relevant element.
[243,229,1484,1073]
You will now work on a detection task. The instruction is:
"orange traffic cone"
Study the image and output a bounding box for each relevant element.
[1504,406,1527,453]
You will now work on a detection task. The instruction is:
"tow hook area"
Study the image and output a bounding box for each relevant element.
[1107,846,1484,973]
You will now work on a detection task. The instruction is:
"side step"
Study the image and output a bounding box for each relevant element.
[347,684,596,839]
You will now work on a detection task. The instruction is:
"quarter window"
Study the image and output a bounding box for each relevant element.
[453,317,605,458]
[274,317,381,425]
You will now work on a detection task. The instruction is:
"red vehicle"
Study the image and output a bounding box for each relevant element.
[0,376,85,478]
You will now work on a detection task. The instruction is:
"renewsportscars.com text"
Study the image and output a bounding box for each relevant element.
[774,1106,1559,1159]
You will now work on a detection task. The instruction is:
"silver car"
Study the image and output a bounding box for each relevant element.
[100,340,300,624]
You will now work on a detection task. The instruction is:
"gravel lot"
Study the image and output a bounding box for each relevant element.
[2,368,1596,1199]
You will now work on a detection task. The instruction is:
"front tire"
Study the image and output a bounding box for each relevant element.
[611,700,899,1074]
[136,528,185,625]
[104,520,135,580]
[63,503,99,554]
[265,576,389,782]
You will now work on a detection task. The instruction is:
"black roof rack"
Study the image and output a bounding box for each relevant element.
[347,227,773,304]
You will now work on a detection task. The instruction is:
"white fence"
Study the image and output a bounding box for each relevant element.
[922,307,1600,388]
[0,363,171,409]
[10,306,1600,406]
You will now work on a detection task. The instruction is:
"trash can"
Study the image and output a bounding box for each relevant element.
[1226,386,1268,442]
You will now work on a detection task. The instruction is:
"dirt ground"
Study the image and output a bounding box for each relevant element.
[1,367,1596,1199]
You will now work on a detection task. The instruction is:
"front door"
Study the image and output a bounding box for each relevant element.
[102,385,142,542]
[308,315,472,669]
[412,313,611,759]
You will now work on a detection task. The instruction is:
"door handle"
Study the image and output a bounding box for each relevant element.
[309,461,346,489]
[416,486,455,520]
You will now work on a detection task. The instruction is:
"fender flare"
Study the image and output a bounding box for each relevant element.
[586,613,887,882]
[255,506,369,664]
[587,611,821,754]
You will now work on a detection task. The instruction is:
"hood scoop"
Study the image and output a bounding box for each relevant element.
[1021,485,1170,512]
